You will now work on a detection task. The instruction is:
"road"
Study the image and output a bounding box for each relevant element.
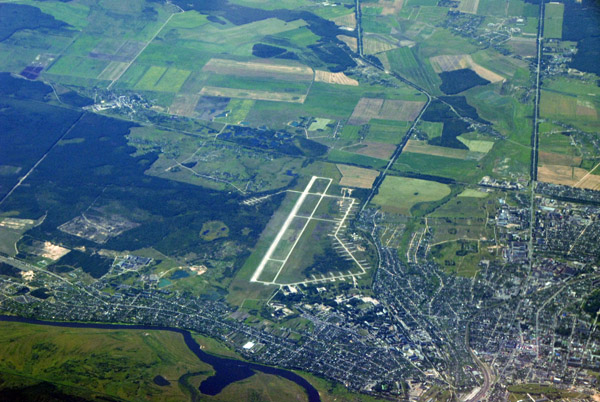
[106,10,183,90]
[0,113,85,207]
[354,0,433,212]
[464,348,493,402]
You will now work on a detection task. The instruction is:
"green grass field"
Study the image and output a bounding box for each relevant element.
[153,68,191,92]
[477,0,507,16]
[0,218,37,256]
[457,189,488,198]
[416,121,443,139]
[0,321,208,401]
[544,2,564,39]
[166,10,208,29]
[0,321,355,402]
[372,176,451,215]
[368,120,411,144]
[457,136,494,153]
[134,65,168,90]
[507,0,539,18]
[430,240,488,277]
[386,47,441,93]
[328,149,388,169]
[15,0,91,29]
[48,56,109,79]
[392,152,482,183]
[215,99,255,124]
[340,125,361,141]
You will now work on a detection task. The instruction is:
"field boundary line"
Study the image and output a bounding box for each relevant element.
[107,10,183,90]
[572,161,600,188]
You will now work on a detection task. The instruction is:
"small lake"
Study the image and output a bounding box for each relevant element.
[0,315,321,402]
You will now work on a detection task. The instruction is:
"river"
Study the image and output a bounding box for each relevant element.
[0,315,321,402]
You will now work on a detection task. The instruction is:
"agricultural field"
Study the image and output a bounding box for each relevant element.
[544,2,564,39]
[199,86,307,103]
[202,58,313,82]
[385,47,441,93]
[337,164,380,189]
[537,164,600,190]
[404,140,471,160]
[0,217,38,256]
[540,82,599,133]
[363,34,399,55]
[345,141,397,160]
[537,76,600,189]
[3,0,600,398]
[392,152,482,183]
[348,98,425,125]
[429,54,505,83]
[371,176,451,215]
[314,70,358,86]
[367,120,411,143]
[327,149,389,169]
[458,0,479,15]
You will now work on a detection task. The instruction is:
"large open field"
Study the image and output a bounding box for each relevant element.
[0,217,37,256]
[337,164,380,189]
[349,97,425,125]
[346,141,397,160]
[458,0,479,14]
[429,54,505,83]
[544,2,564,39]
[0,321,320,402]
[314,70,358,86]
[538,164,600,190]
[385,47,441,93]
[199,86,307,103]
[202,58,313,81]
[372,176,451,215]
[404,139,470,160]
[0,321,207,401]
[392,152,482,183]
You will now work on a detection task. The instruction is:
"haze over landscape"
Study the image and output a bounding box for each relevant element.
[0,0,599,400]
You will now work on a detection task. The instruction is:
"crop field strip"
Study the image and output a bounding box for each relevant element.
[251,176,368,286]
[202,58,314,82]
[543,2,564,39]
[349,97,425,125]
[199,86,307,103]
[337,164,380,189]
[458,0,479,15]
[429,54,505,83]
[106,8,181,90]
